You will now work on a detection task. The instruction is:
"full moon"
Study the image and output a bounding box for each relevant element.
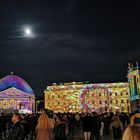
[23,26,35,38]
[25,28,31,34]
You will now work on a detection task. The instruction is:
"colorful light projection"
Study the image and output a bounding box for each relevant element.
[45,82,83,112]
[127,63,140,101]
[80,83,129,112]
[127,62,140,112]
[44,82,130,113]
[80,84,109,112]
[0,75,34,94]
[0,75,35,113]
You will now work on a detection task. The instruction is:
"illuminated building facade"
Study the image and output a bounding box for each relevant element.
[44,82,129,113]
[0,74,35,114]
[127,62,140,112]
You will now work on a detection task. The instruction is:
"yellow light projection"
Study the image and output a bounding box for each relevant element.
[44,82,130,113]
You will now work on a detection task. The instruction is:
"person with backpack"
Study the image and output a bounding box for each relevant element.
[110,115,123,140]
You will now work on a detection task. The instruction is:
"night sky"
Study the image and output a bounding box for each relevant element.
[0,0,140,97]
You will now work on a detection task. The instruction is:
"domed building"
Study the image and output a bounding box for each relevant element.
[0,74,35,113]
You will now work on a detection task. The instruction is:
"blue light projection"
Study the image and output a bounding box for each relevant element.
[0,75,34,94]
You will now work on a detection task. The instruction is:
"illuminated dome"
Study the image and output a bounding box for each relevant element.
[0,75,34,94]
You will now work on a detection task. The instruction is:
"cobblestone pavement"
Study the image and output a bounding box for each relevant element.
[67,126,112,140]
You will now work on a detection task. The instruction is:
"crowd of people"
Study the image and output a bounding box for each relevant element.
[0,110,140,140]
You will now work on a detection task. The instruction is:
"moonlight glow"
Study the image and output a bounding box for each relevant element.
[23,26,35,38]
[25,28,31,35]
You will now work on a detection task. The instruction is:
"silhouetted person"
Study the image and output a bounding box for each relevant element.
[8,113,25,140]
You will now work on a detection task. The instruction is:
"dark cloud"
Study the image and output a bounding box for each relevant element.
[0,1,140,97]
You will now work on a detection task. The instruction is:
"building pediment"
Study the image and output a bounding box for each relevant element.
[0,87,35,98]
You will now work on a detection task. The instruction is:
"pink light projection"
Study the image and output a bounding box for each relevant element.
[0,75,35,114]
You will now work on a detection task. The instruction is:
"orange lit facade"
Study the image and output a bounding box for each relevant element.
[44,82,130,113]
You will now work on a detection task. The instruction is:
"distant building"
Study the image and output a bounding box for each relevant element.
[36,99,44,113]
[127,62,140,112]
[44,82,130,113]
[0,74,35,114]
